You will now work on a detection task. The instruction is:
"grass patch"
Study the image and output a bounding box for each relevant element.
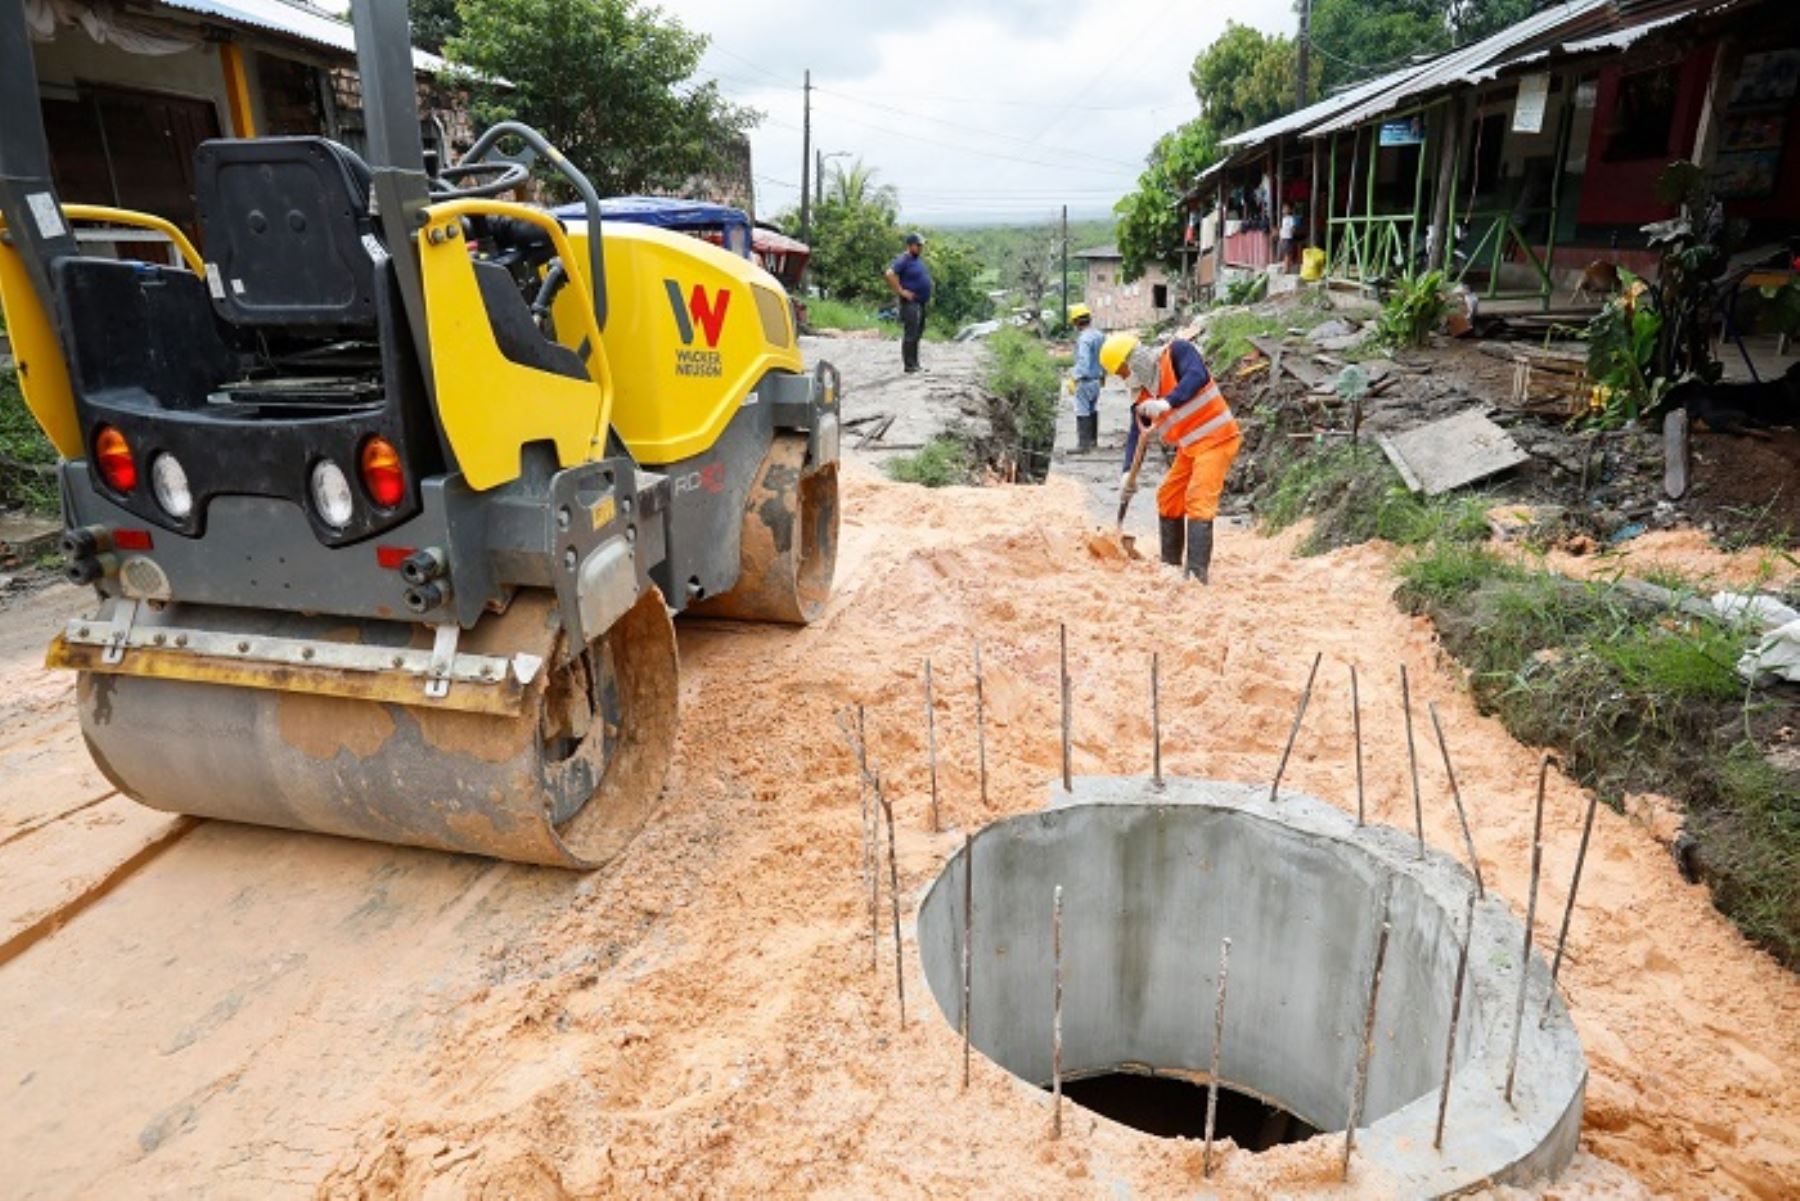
[1258,445,1490,555]
[805,297,899,337]
[885,433,973,487]
[1258,441,1799,966]
[0,365,60,514]
[1407,569,1795,966]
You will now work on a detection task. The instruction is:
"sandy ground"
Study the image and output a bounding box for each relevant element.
[1,338,1797,1198]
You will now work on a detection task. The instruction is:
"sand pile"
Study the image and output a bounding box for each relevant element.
[314,466,1797,1199]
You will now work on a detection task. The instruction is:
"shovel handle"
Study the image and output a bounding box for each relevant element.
[1115,409,1155,528]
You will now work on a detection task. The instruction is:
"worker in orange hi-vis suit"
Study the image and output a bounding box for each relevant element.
[1100,332,1242,583]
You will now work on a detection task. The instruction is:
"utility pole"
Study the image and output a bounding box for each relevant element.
[1059,205,1070,332]
[799,68,812,243]
[1296,0,1311,112]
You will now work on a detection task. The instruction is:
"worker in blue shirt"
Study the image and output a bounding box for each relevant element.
[1068,304,1104,452]
[884,232,933,373]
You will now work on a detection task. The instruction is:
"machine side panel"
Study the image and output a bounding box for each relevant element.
[558,223,803,466]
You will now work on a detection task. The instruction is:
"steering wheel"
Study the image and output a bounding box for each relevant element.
[430,158,531,200]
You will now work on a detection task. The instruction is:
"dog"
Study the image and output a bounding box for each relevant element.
[1571,259,1621,305]
[1657,361,1800,436]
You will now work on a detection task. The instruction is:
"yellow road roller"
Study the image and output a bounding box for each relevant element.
[0,0,839,866]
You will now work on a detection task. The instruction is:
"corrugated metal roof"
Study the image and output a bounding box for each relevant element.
[155,0,449,72]
[1220,61,1429,149]
[1308,0,1612,135]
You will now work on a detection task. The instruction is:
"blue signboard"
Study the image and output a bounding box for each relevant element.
[1380,116,1426,147]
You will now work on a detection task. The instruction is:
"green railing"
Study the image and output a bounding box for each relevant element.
[1327,213,1420,287]
[1447,209,1557,302]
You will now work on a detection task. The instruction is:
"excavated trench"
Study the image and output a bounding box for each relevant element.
[917,778,1588,1194]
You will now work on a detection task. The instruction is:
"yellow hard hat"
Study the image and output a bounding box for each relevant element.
[1067,303,1091,323]
[1099,331,1139,376]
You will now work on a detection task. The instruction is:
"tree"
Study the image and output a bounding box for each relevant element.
[1189,23,1299,137]
[921,239,992,332]
[1113,119,1221,283]
[1301,0,1535,92]
[407,0,460,54]
[1010,228,1057,331]
[783,159,901,304]
[447,0,757,197]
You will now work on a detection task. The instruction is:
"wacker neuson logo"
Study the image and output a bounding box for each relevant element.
[664,280,731,378]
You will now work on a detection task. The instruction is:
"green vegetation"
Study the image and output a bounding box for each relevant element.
[1257,444,1798,964]
[885,433,974,488]
[443,0,755,198]
[1582,269,1662,428]
[0,365,59,514]
[979,329,1060,482]
[803,297,898,336]
[1258,445,1490,555]
[1374,270,1450,348]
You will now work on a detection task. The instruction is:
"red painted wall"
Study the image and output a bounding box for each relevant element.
[1577,46,1717,226]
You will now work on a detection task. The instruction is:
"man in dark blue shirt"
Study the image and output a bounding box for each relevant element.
[885,232,933,373]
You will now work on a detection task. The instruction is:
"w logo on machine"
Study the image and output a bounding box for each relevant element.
[663,280,732,349]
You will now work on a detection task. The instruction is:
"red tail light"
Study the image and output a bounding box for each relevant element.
[112,528,154,551]
[359,437,405,509]
[94,426,137,492]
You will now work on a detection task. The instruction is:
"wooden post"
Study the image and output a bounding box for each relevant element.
[1428,94,1465,271]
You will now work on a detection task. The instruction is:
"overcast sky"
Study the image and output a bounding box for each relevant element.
[667,0,1297,227]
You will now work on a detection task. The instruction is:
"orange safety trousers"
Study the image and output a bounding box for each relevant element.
[1156,435,1244,521]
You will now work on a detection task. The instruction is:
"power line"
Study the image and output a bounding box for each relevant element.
[809,86,1146,169]
[811,106,1140,177]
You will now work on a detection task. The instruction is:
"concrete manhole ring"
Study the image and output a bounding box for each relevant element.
[917,778,1586,1194]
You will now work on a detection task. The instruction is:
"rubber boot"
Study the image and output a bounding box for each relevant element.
[1158,517,1184,567]
[1077,413,1098,453]
[1185,519,1214,584]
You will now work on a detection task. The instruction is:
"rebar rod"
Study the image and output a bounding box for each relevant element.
[973,641,989,808]
[1401,664,1424,858]
[879,778,905,1027]
[1270,652,1323,802]
[1342,903,1392,1181]
[1351,664,1365,826]
[1151,652,1163,790]
[961,831,974,1090]
[1203,936,1232,1178]
[924,658,940,832]
[1542,788,1600,1027]
[1429,702,1485,898]
[1051,884,1064,1140]
[1433,887,1478,1150]
[1060,624,1072,793]
[1505,755,1551,1102]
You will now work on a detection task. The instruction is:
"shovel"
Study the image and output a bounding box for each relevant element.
[1111,412,1154,559]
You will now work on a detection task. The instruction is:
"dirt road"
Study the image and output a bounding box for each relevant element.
[2,336,1796,1198]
